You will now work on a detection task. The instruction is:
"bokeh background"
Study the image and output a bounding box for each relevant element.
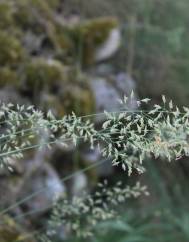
[1,0,189,241]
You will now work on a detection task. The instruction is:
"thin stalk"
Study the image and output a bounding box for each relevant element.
[0,158,108,216]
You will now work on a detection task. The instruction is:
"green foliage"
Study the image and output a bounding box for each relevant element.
[90,160,189,242]
[92,207,189,242]
[127,0,189,105]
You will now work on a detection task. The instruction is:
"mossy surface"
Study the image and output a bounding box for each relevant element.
[23,58,66,89]
[74,17,118,46]
[0,67,18,87]
[59,71,95,116]
[0,216,36,242]
[0,31,24,66]
[0,2,14,29]
[61,86,95,115]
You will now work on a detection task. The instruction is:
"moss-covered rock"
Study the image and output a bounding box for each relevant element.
[0,31,24,66]
[0,2,14,29]
[71,17,119,66]
[75,17,118,45]
[54,25,75,54]
[0,67,18,87]
[54,17,119,66]
[32,0,61,10]
[13,1,44,34]
[0,1,117,115]
[0,216,36,242]
[59,73,95,115]
[23,58,66,90]
[61,86,94,115]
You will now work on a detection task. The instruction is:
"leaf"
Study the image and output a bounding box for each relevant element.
[102,120,111,129]
[162,95,166,104]
[169,100,173,109]
[124,95,128,103]
[130,90,134,99]
[122,163,126,171]
[141,98,151,103]
[154,104,161,109]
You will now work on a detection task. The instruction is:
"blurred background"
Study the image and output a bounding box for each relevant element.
[1,0,189,241]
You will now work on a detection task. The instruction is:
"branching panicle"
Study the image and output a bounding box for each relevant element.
[42,182,148,240]
[1,94,189,175]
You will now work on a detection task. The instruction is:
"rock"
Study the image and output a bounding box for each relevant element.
[114,72,138,109]
[0,86,28,105]
[18,162,65,217]
[91,77,121,113]
[22,58,66,91]
[72,172,88,196]
[0,157,65,220]
[23,31,44,55]
[67,17,120,66]
[90,73,137,122]
[39,93,66,117]
[95,28,121,62]
[82,148,113,177]
[0,172,24,210]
